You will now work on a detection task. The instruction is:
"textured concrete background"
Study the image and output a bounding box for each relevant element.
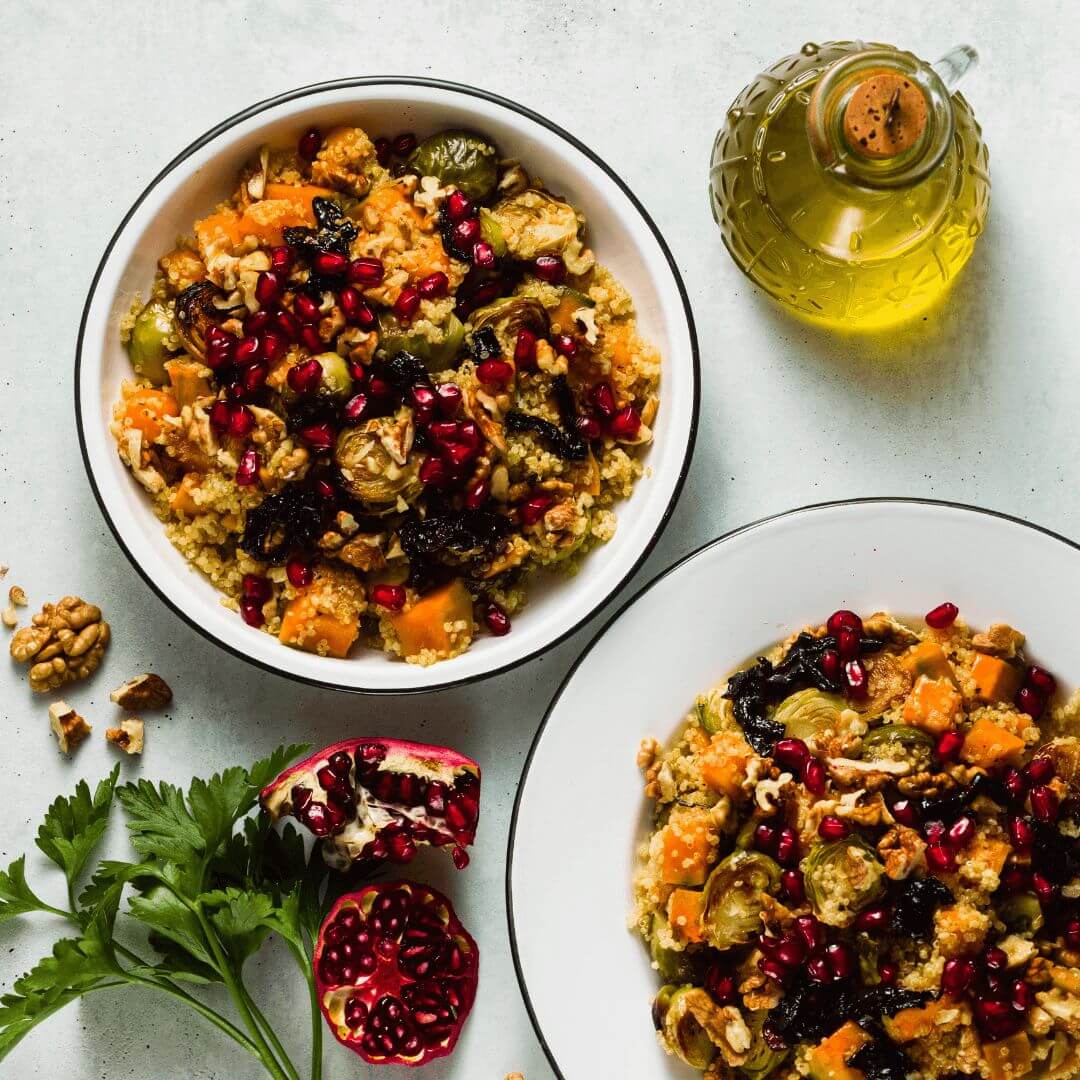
[0,1,1074,1077]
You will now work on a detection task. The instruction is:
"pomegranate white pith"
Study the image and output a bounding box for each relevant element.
[260,738,480,870]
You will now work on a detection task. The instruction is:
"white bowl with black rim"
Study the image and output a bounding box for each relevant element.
[76,78,699,694]
[507,498,1080,1079]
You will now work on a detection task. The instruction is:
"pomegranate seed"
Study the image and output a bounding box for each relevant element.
[286,555,313,589]
[274,306,300,341]
[338,286,368,325]
[245,309,273,335]
[759,958,789,985]
[270,245,295,274]
[827,610,863,636]
[367,376,392,399]
[855,905,889,934]
[948,816,976,848]
[1065,919,1080,950]
[314,479,336,501]
[924,820,947,844]
[436,382,462,416]
[1000,866,1030,893]
[205,336,235,371]
[587,382,616,417]
[942,957,975,996]
[754,823,778,854]
[234,335,261,366]
[926,842,956,873]
[891,799,919,826]
[983,945,1008,971]
[1026,666,1057,696]
[370,584,406,612]
[553,333,577,358]
[343,393,369,423]
[314,251,349,277]
[294,292,321,323]
[471,241,496,269]
[820,648,842,681]
[452,218,481,248]
[241,362,268,396]
[773,737,810,772]
[1030,784,1059,823]
[209,400,231,433]
[513,328,538,369]
[428,421,460,442]
[1032,872,1057,905]
[419,455,448,487]
[411,383,437,413]
[878,962,898,985]
[837,627,860,661]
[802,758,827,795]
[261,330,287,363]
[1009,815,1036,850]
[392,132,416,157]
[925,602,959,629]
[817,816,849,842]
[1017,686,1044,718]
[609,406,642,439]
[1011,979,1035,1012]
[235,448,259,487]
[418,271,449,299]
[228,403,255,438]
[704,969,736,1005]
[775,932,807,968]
[241,573,270,602]
[299,324,323,353]
[298,127,322,162]
[373,137,391,167]
[440,441,474,471]
[1025,756,1055,784]
[394,287,420,320]
[795,916,825,953]
[575,414,603,440]
[533,254,566,283]
[457,420,481,449]
[299,422,335,452]
[346,257,384,286]
[781,869,805,903]
[844,659,868,698]
[465,479,490,510]
[806,954,832,984]
[287,358,323,395]
[240,599,264,627]
[255,270,283,307]
[825,942,855,979]
[1005,768,1028,801]
[936,730,965,762]
[477,360,514,386]
[484,603,511,636]
[775,827,799,866]
[446,191,473,221]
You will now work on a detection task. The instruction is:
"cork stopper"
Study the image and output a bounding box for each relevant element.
[843,72,927,159]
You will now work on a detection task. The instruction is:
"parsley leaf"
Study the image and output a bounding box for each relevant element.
[117,779,205,867]
[0,858,53,924]
[35,765,120,890]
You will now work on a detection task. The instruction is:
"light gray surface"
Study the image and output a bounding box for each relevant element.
[0,2,1074,1077]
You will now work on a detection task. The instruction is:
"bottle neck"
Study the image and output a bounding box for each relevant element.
[806,48,956,190]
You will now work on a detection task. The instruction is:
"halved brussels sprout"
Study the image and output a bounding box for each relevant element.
[469,297,549,361]
[126,300,177,385]
[1000,893,1044,935]
[702,851,781,950]
[478,208,507,256]
[487,190,585,262]
[377,312,465,372]
[174,280,243,362]
[739,1011,789,1079]
[652,986,716,1069]
[334,412,422,508]
[407,130,499,202]
[772,688,846,742]
[801,837,886,928]
[860,724,935,757]
[648,915,697,982]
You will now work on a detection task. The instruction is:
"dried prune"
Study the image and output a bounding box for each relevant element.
[284,197,358,256]
[505,410,588,461]
[240,485,326,563]
[384,350,431,393]
[890,876,954,939]
[468,326,501,362]
[849,1022,917,1080]
[398,509,509,561]
[916,771,1005,821]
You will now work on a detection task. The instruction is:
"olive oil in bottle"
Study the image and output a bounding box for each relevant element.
[709,42,989,330]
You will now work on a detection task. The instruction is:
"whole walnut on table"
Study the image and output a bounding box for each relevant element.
[9,596,110,692]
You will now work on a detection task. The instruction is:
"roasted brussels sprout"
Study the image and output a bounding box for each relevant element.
[407,130,499,202]
[334,410,422,508]
[478,208,508,256]
[282,352,354,405]
[487,190,589,268]
[469,296,549,359]
[377,312,465,372]
[702,851,781,950]
[860,724,935,757]
[652,985,716,1069]
[126,300,177,385]
[1000,893,1044,934]
[772,688,846,742]
[739,1011,789,1079]
[648,916,698,982]
[174,281,243,362]
[801,837,886,928]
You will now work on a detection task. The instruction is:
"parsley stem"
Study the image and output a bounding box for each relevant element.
[289,940,322,1080]
[243,986,301,1080]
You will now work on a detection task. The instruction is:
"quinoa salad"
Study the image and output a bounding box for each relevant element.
[633,605,1080,1080]
[110,124,659,665]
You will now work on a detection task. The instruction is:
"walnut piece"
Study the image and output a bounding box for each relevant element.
[972,622,1026,658]
[49,701,91,754]
[9,585,26,607]
[1,605,16,628]
[878,824,927,879]
[106,716,144,755]
[110,673,172,711]
[10,596,110,692]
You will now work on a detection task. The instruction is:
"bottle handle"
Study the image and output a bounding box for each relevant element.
[932,44,978,90]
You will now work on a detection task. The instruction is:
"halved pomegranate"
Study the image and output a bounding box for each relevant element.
[316,882,478,1065]
[260,738,480,870]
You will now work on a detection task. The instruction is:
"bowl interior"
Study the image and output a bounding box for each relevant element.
[78,82,697,691]
[508,500,1080,1079]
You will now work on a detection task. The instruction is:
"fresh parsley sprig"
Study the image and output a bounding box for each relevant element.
[0,745,368,1080]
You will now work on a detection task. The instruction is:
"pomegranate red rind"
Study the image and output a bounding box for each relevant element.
[315,882,478,1065]
[260,738,480,871]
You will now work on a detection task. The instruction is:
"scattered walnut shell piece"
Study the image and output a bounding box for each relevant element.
[9,596,110,692]
[110,673,173,711]
[106,717,144,755]
[49,701,92,754]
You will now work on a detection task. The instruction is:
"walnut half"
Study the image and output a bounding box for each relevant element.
[49,701,91,754]
[110,673,172,711]
[10,596,110,692]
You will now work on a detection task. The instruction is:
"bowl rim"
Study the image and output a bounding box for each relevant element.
[74,76,700,696]
[504,495,1080,1079]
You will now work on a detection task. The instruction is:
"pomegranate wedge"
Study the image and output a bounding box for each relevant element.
[316,882,478,1065]
[260,738,480,870]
